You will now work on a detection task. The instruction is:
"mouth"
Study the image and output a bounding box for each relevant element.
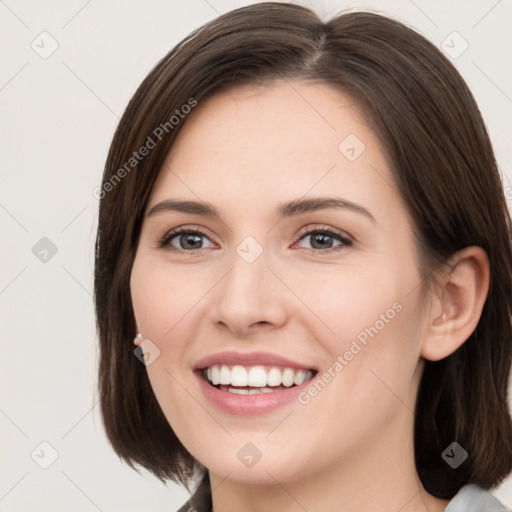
[198,364,318,395]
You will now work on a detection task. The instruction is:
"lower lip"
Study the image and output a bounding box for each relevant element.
[194,371,314,416]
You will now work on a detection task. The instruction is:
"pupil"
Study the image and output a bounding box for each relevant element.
[182,234,202,249]
[312,233,332,249]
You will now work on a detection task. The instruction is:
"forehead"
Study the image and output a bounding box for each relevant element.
[149,80,402,222]
[168,81,370,162]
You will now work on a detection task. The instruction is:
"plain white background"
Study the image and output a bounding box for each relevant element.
[1,0,511,510]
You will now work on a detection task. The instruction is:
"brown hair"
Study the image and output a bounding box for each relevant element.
[94,2,512,497]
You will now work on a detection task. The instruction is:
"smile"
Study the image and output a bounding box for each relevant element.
[193,351,318,415]
[202,364,315,394]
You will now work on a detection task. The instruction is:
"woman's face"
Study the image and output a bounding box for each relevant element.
[130,81,430,484]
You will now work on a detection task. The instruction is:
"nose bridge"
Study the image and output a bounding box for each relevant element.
[210,235,286,331]
[222,238,268,307]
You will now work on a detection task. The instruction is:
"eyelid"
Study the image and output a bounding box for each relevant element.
[157,223,354,252]
[292,225,354,252]
[157,224,218,250]
[295,224,353,242]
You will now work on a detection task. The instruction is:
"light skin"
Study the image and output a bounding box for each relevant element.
[130,81,489,512]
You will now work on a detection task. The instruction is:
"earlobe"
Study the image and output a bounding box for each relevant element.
[420,246,489,361]
[134,320,142,346]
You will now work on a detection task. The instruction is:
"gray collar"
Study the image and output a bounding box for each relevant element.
[444,484,510,511]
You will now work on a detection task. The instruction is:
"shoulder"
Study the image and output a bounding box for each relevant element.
[175,472,212,512]
[444,483,511,512]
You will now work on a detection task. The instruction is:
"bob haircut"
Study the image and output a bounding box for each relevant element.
[94,1,512,498]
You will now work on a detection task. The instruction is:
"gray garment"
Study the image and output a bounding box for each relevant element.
[444,484,510,512]
[177,472,211,512]
[176,474,511,512]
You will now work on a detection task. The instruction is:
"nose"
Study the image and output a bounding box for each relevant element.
[208,247,288,337]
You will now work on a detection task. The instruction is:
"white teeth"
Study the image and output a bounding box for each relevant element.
[203,365,313,388]
[248,366,267,387]
[267,367,282,386]
[229,387,249,395]
[218,384,287,394]
[294,369,307,385]
[231,365,248,386]
[282,368,295,387]
[219,365,231,385]
[211,366,220,385]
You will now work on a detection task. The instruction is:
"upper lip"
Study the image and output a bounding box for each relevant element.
[193,351,317,371]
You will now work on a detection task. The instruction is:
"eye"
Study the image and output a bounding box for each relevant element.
[158,227,216,251]
[293,226,353,253]
[157,225,353,253]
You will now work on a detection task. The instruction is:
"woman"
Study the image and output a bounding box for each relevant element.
[94,3,512,511]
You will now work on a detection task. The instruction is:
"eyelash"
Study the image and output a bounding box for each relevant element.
[157,225,353,254]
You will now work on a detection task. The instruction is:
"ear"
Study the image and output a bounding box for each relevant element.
[420,246,490,361]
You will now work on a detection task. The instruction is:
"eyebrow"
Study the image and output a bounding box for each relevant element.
[147,197,376,223]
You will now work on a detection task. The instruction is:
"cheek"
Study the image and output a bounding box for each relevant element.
[285,258,423,396]
[130,257,208,339]
[298,298,422,445]
[130,256,213,401]
[279,260,405,343]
